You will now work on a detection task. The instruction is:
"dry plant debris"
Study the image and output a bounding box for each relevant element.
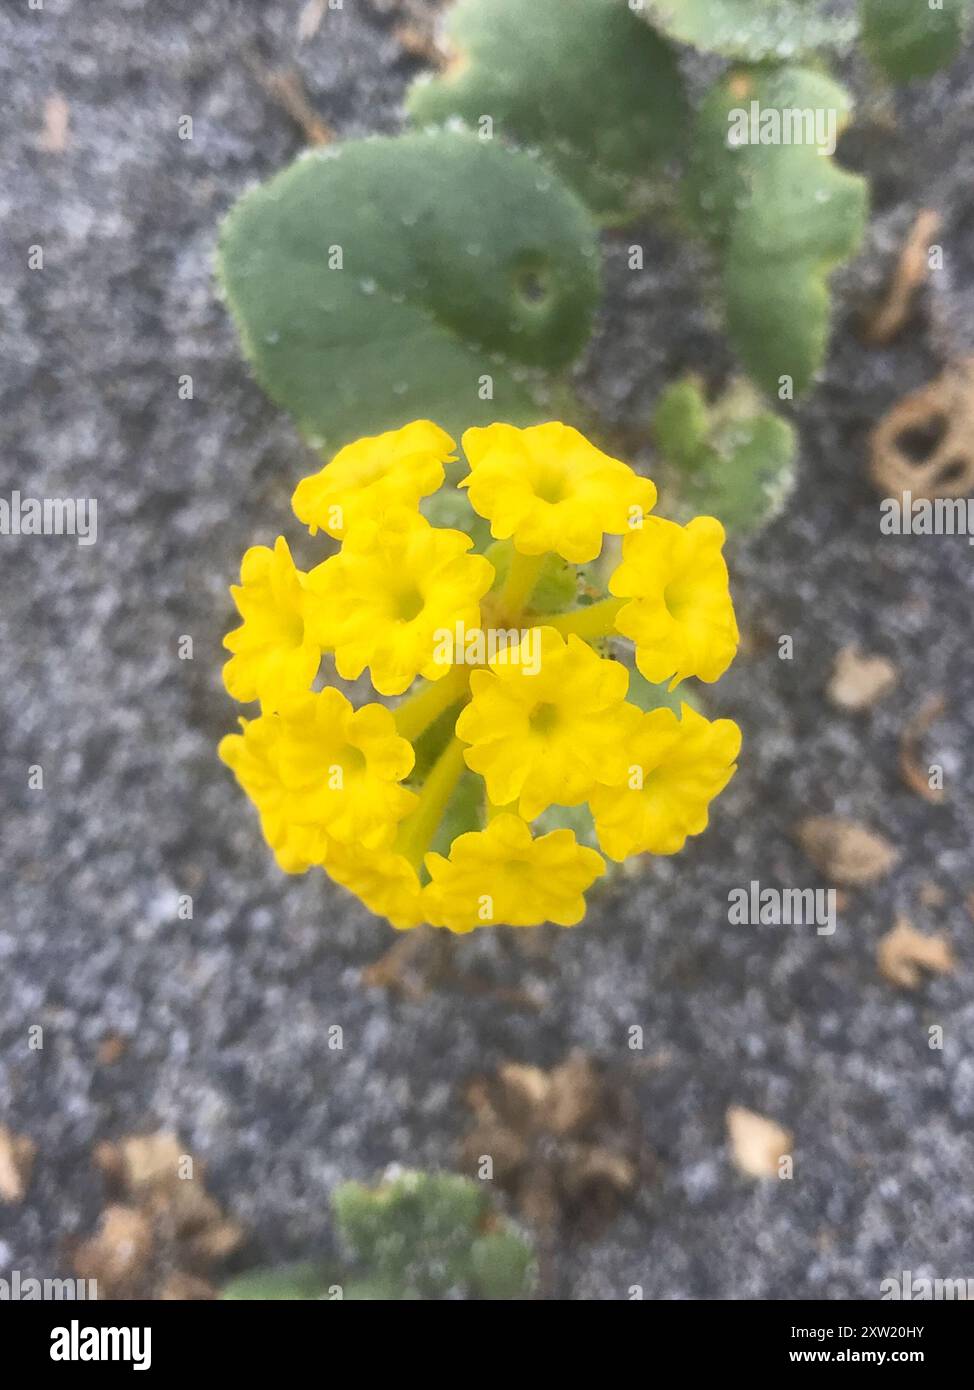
[826,645,898,712]
[919,881,946,908]
[870,357,974,499]
[297,0,327,41]
[795,816,900,886]
[877,916,955,989]
[369,0,450,66]
[72,1131,243,1299]
[460,1051,645,1237]
[363,925,543,1010]
[899,694,947,803]
[863,208,941,345]
[0,1126,37,1204]
[96,1032,129,1066]
[245,55,334,146]
[726,1105,792,1179]
[38,92,70,154]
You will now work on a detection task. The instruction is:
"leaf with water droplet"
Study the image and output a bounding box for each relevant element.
[407,0,687,223]
[642,0,859,59]
[218,132,600,450]
[684,66,867,396]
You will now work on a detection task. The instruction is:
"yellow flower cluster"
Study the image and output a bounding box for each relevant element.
[220,420,741,933]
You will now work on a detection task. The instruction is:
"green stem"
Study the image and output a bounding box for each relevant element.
[394,665,469,743]
[396,737,467,871]
[500,549,546,619]
[535,597,625,641]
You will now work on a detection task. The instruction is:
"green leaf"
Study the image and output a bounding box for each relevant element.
[218,131,601,451]
[333,1171,489,1296]
[428,770,485,860]
[407,0,687,223]
[421,472,492,551]
[221,1262,338,1300]
[532,802,600,851]
[469,1230,538,1300]
[685,66,868,396]
[861,0,971,81]
[654,376,796,533]
[642,0,858,59]
[484,541,580,614]
[625,667,694,716]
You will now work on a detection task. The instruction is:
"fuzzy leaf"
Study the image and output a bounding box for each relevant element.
[333,1171,489,1297]
[469,1231,538,1300]
[654,376,796,532]
[221,1262,337,1300]
[218,132,600,450]
[625,668,694,716]
[407,0,687,222]
[685,66,867,395]
[428,770,485,859]
[861,0,971,81]
[643,0,858,59]
[485,541,580,614]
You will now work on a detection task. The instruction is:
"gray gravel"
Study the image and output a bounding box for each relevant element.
[1,0,973,1299]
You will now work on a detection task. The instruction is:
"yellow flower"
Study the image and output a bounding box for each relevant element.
[455,627,640,820]
[222,536,320,708]
[590,704,741,861]
[609,515,739,688]
[424,812,605,932]
[219,687,417,854]
[459,422,657,564]
[221,418,745,933]
[292,420,454,539]
[219,711,327,870]
[304,510,495,697]
[325,843,427,931]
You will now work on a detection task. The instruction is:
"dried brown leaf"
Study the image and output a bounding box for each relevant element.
[899,694,947,804]
[919,881,946,908]
[795,816,900,886]
[827,646,898,712]
[38,92,70,154]
[120,1131,186,1195]
[877,916,955,989]
[870,358,974,500]
[73,1205,154,1294]
[245,55,333,146]
[864,209,941,345]
[726,1106,792,1179]
[297,0,326,41]
[96,1033,128,1066]
[157,1272,217,1300]
[461,1051,643,1236]
[0,1127,37,1204]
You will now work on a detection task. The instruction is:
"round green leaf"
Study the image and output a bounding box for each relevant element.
[643,0,858,59]
[221,1262,338,1300]
[861,0,971,81]
[218,132,601,451]
[685,66,868,395]
[408,0,687,222]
